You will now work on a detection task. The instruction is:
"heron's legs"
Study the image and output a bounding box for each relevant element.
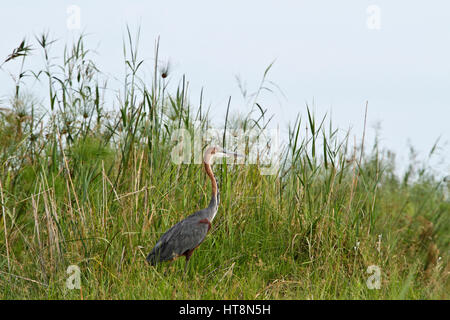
[183,249,194,276]
[184,259,190,275]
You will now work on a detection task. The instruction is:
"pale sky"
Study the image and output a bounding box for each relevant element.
[1,1,449,175]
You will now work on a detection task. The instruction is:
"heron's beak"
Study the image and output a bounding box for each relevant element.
[221,149,244,158]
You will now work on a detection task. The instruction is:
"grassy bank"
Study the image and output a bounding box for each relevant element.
[0,32,448,299]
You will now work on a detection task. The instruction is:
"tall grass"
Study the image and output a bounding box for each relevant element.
[0,31,448,299]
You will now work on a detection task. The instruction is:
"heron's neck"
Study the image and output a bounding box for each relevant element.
[204,161,217,198]
[204,161,219,220]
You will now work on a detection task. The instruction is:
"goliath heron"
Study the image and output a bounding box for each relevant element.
[146,146,242,273]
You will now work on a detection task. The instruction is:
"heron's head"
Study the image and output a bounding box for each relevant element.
[204,146,243,164]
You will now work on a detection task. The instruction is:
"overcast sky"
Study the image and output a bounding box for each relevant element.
[1,1,449,174]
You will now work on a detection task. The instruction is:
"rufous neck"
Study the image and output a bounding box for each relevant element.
[204,161,217,197]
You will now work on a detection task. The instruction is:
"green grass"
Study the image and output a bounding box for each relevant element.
[0,31,448,299]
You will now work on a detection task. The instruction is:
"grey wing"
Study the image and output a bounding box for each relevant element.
[147,217,209,264]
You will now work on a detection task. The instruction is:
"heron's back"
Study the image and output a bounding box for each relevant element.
[146,210,211,265]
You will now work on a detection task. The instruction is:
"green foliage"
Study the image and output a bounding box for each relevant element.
[0,32,448,300]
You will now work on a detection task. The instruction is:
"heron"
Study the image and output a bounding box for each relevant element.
[146,146,242,273]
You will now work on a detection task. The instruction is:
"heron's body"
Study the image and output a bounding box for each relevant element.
[146,146,239,272]
[146,196,217,265]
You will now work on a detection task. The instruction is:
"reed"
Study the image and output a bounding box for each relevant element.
[0,31,448,299]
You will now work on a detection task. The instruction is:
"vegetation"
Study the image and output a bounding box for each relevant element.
[0,30,448,299]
